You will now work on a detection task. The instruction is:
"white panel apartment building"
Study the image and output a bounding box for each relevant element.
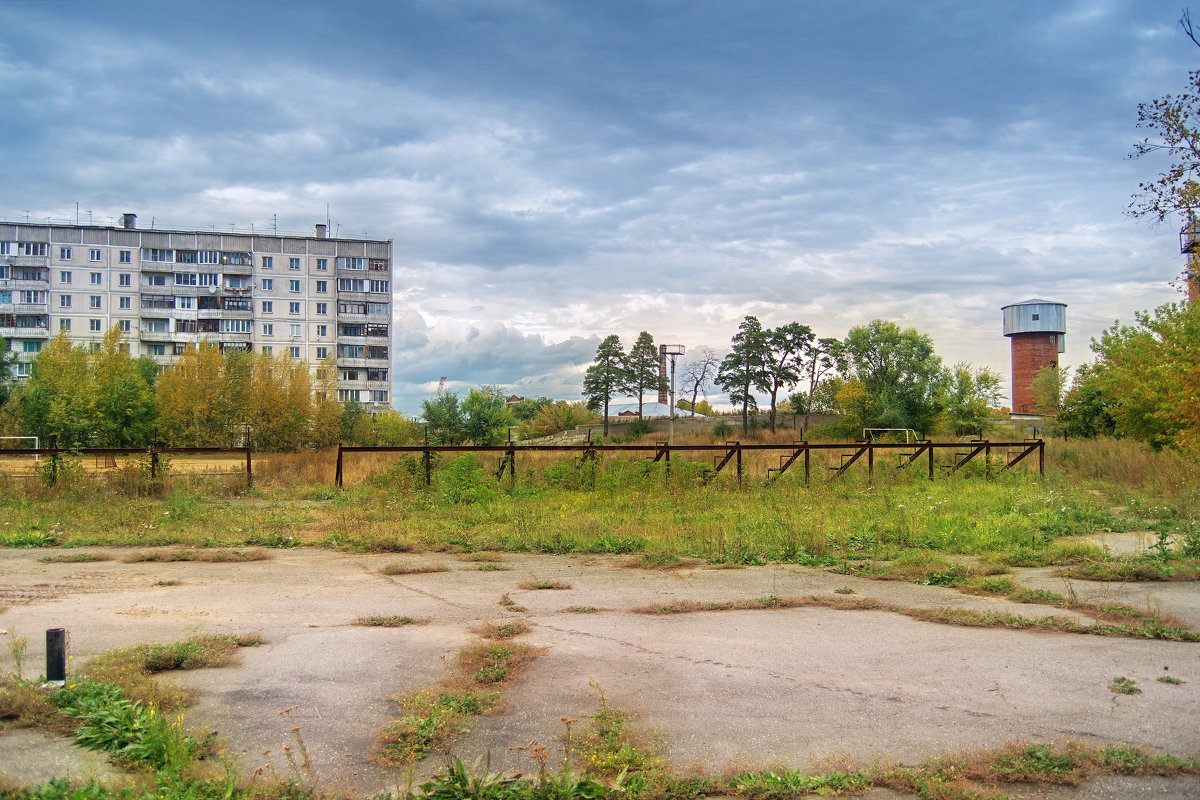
[0,215,392,409]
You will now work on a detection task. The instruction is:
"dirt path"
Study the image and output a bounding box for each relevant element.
[1,548,1197,797]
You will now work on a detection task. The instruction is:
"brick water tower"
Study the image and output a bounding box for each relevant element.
[1002,299,1066,415]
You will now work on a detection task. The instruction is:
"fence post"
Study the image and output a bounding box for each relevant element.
[803,445,810,486]
[246,446,253,489]
[867,444,874,484]
[927,445,935,481]
[46,628,67,683]
[335,444,344,488]
[150,451,159,480]
[1038,440,1045,476]
[423,447,433,487]
[985,443,991,480]
[736,444,743,487]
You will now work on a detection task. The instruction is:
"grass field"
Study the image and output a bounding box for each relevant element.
[0,436,1195,586]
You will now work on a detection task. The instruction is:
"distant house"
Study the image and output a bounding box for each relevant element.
[618,410,639,417]
[607,402,706,419]
[505,395,526,405]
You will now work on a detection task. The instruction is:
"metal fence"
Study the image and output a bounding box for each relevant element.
[334,439,1044,488]
[0,447,254,488]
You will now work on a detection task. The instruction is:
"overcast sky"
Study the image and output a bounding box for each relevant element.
[0,0,1194,413]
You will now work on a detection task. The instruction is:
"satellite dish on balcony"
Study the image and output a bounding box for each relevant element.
[208,286,217,294]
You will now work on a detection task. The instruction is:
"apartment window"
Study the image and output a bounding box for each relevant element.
[141,295,174,309]
[0,243,9,255]
[262,346,273,355]
[141,248,173,262]
[223,297,251,311]
[338,278,365,292]
[174,272,198,286]
[316,258,328,271]
[18,243,48,256]
[176,250,198,264]
[288,301,300,314]
[59,319,71,332]
[226,276,249,289]
[288,279,301,292]
[341,369,359,381]
[119,250,131,263]
[119,296,131,310]
[369,280,390,293]
[59,271,72,284]
[289,323,301,338]
[261,323,274,336]
[15,362,31,378]
[198,250,219,264]
[315,346,328,360]
[338,344,363,358]
[59,247,72,260]
[89,319,102,332]
[118,273,131,287]
[366,345,388,359]
[260,278,274,291]
[89,249,101,262]
[316,302,327,315]
[59,295,72,308]
[145,274,168,286]
[316,324,327,337]
[289,257,301,270]
[198,273,218,286]
[367,368,389,382]
[89,295,101,309]
[337,257,366,270]
[118,320,131,332]
[146,344,166,356]
[370,390,389,403]
[23,340,42,353]
[176,320,198,334]
[143,319,168,333]
[90,272,102,285]
[261,301,273,313]
[176,296,195,309]
[18,290,46,304]
[289,346,301,358]
[262,256,273,269]
[219,319,252,333]
[315,280,327,293]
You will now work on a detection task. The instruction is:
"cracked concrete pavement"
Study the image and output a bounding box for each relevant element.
[0,547,1197,798]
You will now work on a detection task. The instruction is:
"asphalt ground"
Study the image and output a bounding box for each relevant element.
[0,547,1197,798]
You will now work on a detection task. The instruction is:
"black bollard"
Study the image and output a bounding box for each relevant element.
[46,628,67,682]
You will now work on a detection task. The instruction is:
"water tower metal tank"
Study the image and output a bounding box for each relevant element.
[1002,299,1066,415]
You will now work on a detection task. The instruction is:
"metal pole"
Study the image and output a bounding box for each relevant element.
[1038,440,1044,476]
[335,444,344,487]
[928,445,935,481]
[423,448,433,487]
[246,446,253,489]
[803,445,810,486]
[985,443,991,480]
[736,444,743,486]
[150,451,158,480]
[46,628,67,683]
[867,444,874,484]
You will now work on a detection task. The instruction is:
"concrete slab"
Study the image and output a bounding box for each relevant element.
[1,548,1197,798]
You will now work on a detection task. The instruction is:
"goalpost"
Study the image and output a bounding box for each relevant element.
[0,436,41,463]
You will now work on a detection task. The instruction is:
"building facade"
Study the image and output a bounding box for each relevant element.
[0,215,392,409]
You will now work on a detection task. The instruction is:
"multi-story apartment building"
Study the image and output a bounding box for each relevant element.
[0,214,392,409]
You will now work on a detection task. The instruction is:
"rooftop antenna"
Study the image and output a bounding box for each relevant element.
[75,202,79,224]
[326,203,331,232]
[22,210,29,222]
[272,213,277,233]
[87,210,93,225]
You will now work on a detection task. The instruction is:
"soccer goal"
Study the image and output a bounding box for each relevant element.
[0,436,41,464]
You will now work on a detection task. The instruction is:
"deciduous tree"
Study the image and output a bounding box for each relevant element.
[838,320,946,435]
[760,322,815,433]
[680,347,719,417]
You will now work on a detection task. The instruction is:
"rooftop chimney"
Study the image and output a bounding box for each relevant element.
[314,223,327,239]
[121,213,137,229]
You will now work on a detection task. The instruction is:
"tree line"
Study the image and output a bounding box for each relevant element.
[582,318,1003,438]
[0,330,412,451]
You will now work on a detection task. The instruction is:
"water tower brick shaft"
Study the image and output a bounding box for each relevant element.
[1009,333,1059,414]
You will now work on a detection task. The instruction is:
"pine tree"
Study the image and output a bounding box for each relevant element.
[717,316,770,434]
[582,335,626,438]
[621,331,663,419]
